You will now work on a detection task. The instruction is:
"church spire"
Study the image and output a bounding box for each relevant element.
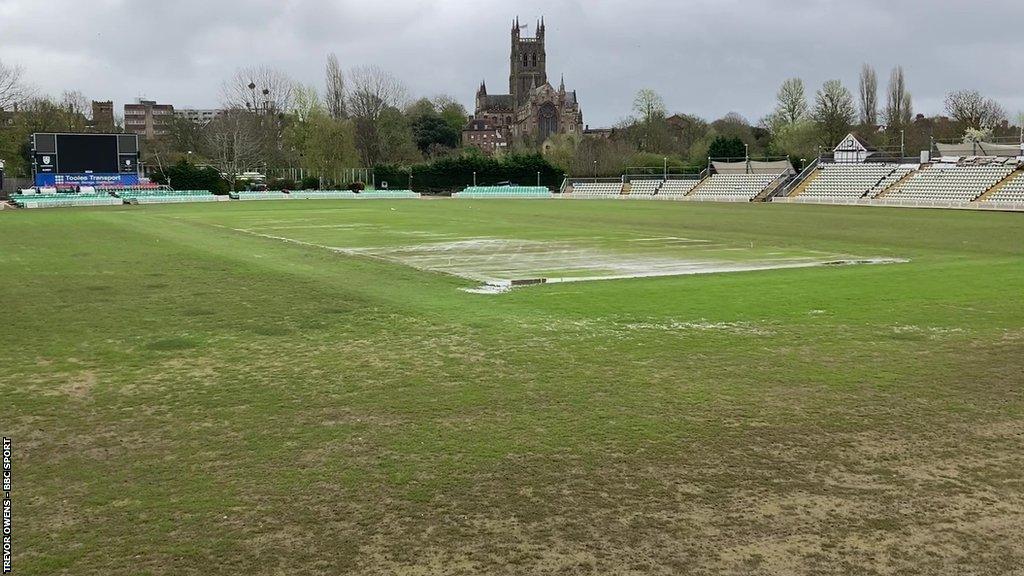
[559,74,565,93]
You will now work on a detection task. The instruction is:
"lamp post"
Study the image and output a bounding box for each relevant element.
[593,160,597,179]
[537,171,540,186]
[744,143,750,174]
[663,156,667,179]
[472,171,476,186]
[900,129,905,158]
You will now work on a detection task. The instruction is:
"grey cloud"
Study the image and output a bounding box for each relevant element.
[1,0,1021,125]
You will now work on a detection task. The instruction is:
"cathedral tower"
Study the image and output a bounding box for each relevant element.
[510,17,547,108]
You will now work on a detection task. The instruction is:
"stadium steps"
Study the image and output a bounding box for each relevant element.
[975,168,1023,202]
[684,176,711,196]
[753,174,791,202]
[873,168,918,199]
[788,169,822,197]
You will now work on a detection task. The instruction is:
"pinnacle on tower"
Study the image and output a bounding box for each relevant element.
[559,74,565,93]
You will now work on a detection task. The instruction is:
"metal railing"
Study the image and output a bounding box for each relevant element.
[778,157,821,197]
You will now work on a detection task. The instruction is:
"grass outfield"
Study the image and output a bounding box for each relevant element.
[2,200,1023,575]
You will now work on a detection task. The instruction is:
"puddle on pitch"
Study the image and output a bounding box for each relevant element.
[338,238,909,295]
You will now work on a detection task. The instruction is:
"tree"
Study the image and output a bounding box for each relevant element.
[285,101,359,186]
[767,120,819,165]
[405,99,461,155]
[771,78,808,128]
[884,66,913,131]
[221,65,296,115]
[59,90,90,121]
[858,64,878,126]
[346,65,409,166]
[377,107,421,164]
[291,83,323,122]
[151,159,229,194]
[632,88,666,124]
[0,59,30,111]
[1,96,88,175]
[812,80,857,147]
[962,127,992,144]
[164,116,206,159]
[325,53,346,120]
[665,113,709,159]
[346,65,408,123]
[433,95,469,132]
[204,109,266,190]
[944,89,1006,131]
[624,89,670,153]
[708,136,746,159]
[0,96,92,175]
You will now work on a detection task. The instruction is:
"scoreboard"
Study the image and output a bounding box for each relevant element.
[32,133,140,187]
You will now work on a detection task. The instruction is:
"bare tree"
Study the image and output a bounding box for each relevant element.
[632,88,666,124]
[204,109,266,190]
[60,90,90,119]
[884,66,913,131]
[771,78,808,127]
[346,65,408,166]
[944,89,1007,130]
[0,58,31,111]
[221,65,296,115]
[325,54,347,120]
[346,65,408,123]
[812,80,856,146]
[858,64,878,126]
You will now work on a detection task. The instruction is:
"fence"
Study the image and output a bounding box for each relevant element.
[1,177,33,198]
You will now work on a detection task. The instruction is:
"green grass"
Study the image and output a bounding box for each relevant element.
[2,200,1023,575]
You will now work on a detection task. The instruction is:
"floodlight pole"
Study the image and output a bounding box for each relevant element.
[900,129,905,158]
[473,171,476,186]
[593,160,597,180]
[536,171,540,186]
[663,157,667,179]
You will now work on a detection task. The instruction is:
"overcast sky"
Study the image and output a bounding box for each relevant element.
[1,0,1022,127]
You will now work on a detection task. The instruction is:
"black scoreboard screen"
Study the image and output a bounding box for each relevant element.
[55,134,120,173]
[32,133,140,186]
